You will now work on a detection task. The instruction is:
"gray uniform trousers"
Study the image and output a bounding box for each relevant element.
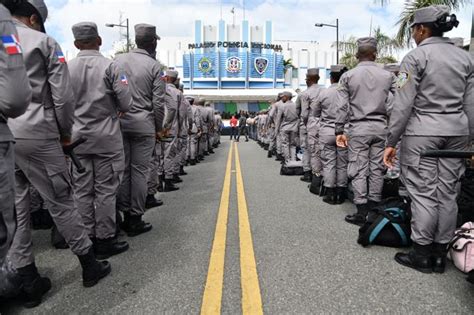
[347,135,386,205]
[10,139,92,268]
[320,134,348,188]
[73,151,124,240]
[300,125,311,172]
[147,142,161,196]
[401,136,469,245]
[188,134,198,160]
[281,131,298,162]
[0,141,15,262]
[160,136,178,180]
[117,133,155,217]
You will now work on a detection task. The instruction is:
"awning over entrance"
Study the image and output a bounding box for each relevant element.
[183,89,296,102]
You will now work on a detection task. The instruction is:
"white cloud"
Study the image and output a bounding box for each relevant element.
[45,0,472,61]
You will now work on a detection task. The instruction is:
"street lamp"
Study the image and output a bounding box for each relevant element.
[106,18,130,52]
[315,18,339,64]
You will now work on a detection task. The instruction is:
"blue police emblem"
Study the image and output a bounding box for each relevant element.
[254,57,269,75]
[226,56,242,73]
[198,57,212,73]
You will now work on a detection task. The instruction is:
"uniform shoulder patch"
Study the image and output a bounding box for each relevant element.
[120,74,128,85]
[1,34,22,55]
[396,72,410,89]
[55,51,66,63]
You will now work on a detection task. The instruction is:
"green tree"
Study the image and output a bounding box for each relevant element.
[336,29,399,69]
[283,58,295,74]
[374,0,470,47]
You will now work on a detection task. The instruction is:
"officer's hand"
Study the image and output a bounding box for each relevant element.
[336,135,348,148]
[118,111,126,118]
[384,147,397,169]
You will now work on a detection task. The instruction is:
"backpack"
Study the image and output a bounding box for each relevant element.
[358,197,412,248]
[280,160,304,176]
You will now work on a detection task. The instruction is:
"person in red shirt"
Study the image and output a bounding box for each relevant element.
[230,115,238,140]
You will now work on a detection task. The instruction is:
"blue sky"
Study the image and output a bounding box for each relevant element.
[43,0,472,59]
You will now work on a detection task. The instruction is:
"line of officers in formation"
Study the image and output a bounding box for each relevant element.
[252,5,473,278]
[0,0,224,308]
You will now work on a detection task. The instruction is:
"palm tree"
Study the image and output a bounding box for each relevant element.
[336,29,400,69]
[283,58,295,74]
[374,0,470,47]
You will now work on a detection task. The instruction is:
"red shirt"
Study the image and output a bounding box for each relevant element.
[230,117,238,127]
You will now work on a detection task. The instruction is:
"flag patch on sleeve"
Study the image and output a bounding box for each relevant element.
[1,34,22,55]
[120,74,128,85]
[56,51,66,63]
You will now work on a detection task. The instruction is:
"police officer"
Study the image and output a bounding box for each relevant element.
[296,69,323,183]
[335,37,396,226]
[275,92,299,163]
[267,93,283,159]
[0,0,31,296]
[384,5,473,273]
[196,98,208,159]
[159,70,181,191]
[318,65,349,204]
[187,96,202,165]
[9,0,110,306]
[214,110,223,147]
[178,83,192,175]
[172,79,189,179]
[383,63,400,116]
[204,102,215,154]
[115,23,165,236]
[68,22,132,259]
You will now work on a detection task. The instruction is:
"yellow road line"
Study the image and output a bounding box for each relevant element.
[234,143,264,315]
[201,143,234,315]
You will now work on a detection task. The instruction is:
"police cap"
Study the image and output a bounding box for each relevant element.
[72,22,99,41]
[410,5,450,27]
[135,23,160,42]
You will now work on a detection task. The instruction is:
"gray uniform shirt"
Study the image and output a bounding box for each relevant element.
[276,100,299,132]
[318,84,339,136]
[190,104,202,133]
[181,98,193,137]
[114,49,165,135]
[0,5,31,141]
[307,85,325,134]
[68,50,133,154]
[215,114,223,131]
[335,61,396,136]
[387,37,474,147]
[9,20,75,140]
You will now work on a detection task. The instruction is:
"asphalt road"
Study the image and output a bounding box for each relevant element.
[1,138,473,314]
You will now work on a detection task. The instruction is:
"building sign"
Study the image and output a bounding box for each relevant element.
[226,56,242,73]
[198,56,212,73]
[254,57,269,75]
[188,41,283,52]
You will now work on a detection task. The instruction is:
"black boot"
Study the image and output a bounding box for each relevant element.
[322,187,337,205]
[267,150,273,158]
[121,214,153,237]
[208,149,215,154]
[432,243,448,273]
[335,187,347,205]
[31,209,53,230]
[395,243,433,274]
[158,175,164,192]
[172,174,183,183]
[276,154,284,161]
[94,237,129,260]
[179,166,188,176]
[198,155,204,161]
[164,179,179,192]
[17,263,51,308]
[345,204,367,226]
[78,247,111,287]
[300,171,312,183]
[51,225,68,249]
[190,159,196,166]
[145,194,163,209]
[309,175,322,195]
[204,151,209,156]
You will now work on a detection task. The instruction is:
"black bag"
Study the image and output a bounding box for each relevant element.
[358,197,412,248]
[457,167,474,226]
[382,177,400,199]
[280,161,304,176]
